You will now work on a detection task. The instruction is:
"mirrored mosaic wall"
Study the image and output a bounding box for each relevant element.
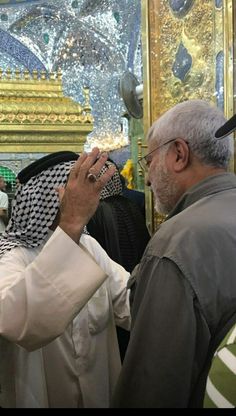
[0,0,142,160]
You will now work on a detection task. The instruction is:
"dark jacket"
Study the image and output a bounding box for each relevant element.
[112,173,236,408]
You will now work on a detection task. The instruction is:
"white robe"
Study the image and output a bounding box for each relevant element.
[0,227,130,408]
[0,191,8,233]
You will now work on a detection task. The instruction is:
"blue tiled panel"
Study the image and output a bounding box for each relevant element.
[215,0,222,9]
[168,0,195,18]
[172,42,192,82]
[215,51,224,111]
[0,28,46,72]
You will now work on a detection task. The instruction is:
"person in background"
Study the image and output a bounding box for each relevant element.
[0,149,131,408]
[120,174,146,218]
[204,322,236,408]
[0,175,9,234]
[203,113,236,409]
[88,158,150,273]
[87,160,150,361]
[112,99,236,408]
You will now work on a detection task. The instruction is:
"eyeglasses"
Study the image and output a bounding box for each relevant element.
[138,138,176,172]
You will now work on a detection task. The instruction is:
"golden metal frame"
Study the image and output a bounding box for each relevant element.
[223,0,234,171]
[223,0,234,119]
[141,0,234,234]
[141,0,153,235]
[0,69,93,153]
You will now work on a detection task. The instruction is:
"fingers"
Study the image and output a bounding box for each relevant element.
[68,147,110,184]
[88,152,108,176]
[68,152,87,181]
[95,166,116,189]
[70,148,101,180]
[56,186,65,203]
[57,148,117,241]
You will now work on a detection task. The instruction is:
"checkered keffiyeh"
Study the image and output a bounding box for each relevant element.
[0,161,75,256]
[0,159,122,257]
[100,161,123,199]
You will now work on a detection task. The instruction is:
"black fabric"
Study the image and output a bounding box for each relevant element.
[215,114,236,139]
[87,195,150,272]
[87,195,150,361]
[122,187,146,218]
[118,171,146,218]
[18,151,79,184]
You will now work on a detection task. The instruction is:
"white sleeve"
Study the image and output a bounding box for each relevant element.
[0,193,8,209]
[0,227,107,351]
[80,234,131,330]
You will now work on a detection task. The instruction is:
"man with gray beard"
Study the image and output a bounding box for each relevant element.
[112,99,236,408]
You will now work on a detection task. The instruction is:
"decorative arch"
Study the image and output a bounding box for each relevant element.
[0,28,46,73]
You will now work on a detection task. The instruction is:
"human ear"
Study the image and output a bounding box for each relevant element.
[172,139,190,172]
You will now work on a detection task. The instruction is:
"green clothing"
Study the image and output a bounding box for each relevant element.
[204,323,236,408]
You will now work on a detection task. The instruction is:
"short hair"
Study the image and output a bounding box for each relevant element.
[147,99,233,169]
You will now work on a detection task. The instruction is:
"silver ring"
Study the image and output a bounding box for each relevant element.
[87,172,97,183]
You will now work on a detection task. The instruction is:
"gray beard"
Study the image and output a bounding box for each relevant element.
[154,198,170,216]
[152,174,181,216]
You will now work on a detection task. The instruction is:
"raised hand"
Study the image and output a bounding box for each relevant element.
[58,147,116,242]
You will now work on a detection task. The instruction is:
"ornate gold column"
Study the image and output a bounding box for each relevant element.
[141,0,233,234]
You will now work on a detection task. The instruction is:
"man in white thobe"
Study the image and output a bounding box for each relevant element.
[0,149,131,408]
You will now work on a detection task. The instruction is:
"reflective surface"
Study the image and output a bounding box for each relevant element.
[0,0,142,151]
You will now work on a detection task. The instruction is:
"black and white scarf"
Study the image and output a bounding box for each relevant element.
[0,160,122,257]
